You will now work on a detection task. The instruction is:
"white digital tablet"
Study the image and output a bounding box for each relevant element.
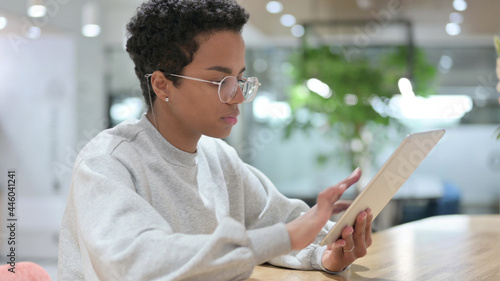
[319,129,446,246]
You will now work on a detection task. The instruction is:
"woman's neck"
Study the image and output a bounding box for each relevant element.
[146,111,199,153]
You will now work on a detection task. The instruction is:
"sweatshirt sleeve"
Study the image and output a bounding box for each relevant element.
[65,154,292,281]
[240,164,336,272]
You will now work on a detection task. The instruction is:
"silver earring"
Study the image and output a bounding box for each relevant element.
[165,97,169,102]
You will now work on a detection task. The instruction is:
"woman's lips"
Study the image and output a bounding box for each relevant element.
[222,116,238,125]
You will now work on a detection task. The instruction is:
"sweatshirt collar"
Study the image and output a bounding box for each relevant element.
[138,114,198,168]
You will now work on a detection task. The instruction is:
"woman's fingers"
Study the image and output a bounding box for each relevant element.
[322,208,373,272]
[331,238,347,260]
[339,210,370,257]
[341,167,362,188]
[331,200,352,214]
[365,209,373,247]
[317,184,346,207]
[317,168,361,213]
[341,226,355,255]
[353,211,368,256]
[287,169,365,252]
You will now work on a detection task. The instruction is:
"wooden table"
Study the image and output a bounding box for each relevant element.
[248,215,500,280]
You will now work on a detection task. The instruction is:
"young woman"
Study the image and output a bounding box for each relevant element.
[58,0,373,280]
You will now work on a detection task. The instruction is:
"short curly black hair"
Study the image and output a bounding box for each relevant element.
[125,0,249,110]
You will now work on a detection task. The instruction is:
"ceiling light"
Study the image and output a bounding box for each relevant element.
[82,24,101,37]
[439,55,453,72]
[266,1,283,14]
[291,24,305,37]
[0,16,7,30]
[453,0,467,11]
[446,23,461,36]
[280,14,296,27]
[27,0,47,18]
[398,78,415,98]
[307,78,332,98]
[82,2,101,37]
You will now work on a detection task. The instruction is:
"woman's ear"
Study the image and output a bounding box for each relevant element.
[151,71,170,101]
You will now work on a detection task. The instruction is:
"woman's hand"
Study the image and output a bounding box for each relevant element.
[285,168,362,250]
[321,208,373,272]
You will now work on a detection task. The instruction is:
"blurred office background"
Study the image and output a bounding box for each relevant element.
[0,0,499,279]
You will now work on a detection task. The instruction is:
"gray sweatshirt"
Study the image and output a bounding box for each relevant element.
[58,115,333,281]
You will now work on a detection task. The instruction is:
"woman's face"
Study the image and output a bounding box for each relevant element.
[161,31,247,142]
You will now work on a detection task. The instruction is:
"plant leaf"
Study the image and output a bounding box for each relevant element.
[494,35,500,56]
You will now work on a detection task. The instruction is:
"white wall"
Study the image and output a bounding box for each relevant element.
[0,34,76,195]
[0,34,75,259]
[415,125,500,209]
[0,2,113,274]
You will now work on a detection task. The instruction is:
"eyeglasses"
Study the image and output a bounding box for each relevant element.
[166,73,261,103]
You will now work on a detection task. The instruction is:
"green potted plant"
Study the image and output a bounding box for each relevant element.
[285,44,436,175]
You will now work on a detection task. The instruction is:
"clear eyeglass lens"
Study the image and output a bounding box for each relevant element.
[243,77,259,102]
[219,76,259,103]
[219,76,239,103]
